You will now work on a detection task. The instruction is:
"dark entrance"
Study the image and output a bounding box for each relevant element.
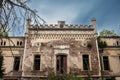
[56,55,67,74]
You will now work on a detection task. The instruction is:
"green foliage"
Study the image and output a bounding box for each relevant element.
[87,42,92,49]
[30,77,40,80]
[0,52,5,78]
[47,72,84,80]
[0,32,8,37]
[98,41,107,49]
[99,29,117,37]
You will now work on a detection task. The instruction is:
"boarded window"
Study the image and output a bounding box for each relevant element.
[13,56,20,71]
[34,55,40,70]
[82,55,90,70]
[103,56,110,70]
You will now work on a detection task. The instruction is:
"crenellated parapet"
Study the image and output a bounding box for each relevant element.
[25,19,97,43]
[29,24,94,30]
[27,18,97,30]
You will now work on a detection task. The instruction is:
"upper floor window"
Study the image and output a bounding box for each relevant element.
[116,41,120,46]
[103,56,110,71]
[13,56,20,71]
[0,41,6,46]
[82,54,90,70]
[34,55,41,70]
[17,41,23,46]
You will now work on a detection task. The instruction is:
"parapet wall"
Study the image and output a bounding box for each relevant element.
[29,24,94,29]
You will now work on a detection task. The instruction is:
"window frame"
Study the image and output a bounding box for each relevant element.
[102,56,110,71]
[13,56,20,71]
[33,54,41,70]
[82,54,91,71]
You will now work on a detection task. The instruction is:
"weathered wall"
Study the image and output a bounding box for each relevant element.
[22,19,100,77]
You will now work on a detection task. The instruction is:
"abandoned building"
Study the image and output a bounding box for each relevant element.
[0,19,120,80]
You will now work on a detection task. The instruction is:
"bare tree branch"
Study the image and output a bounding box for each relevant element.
[0,0,46,58]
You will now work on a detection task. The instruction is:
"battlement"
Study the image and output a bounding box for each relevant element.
[29,24,93,29]
[27,18,96,31]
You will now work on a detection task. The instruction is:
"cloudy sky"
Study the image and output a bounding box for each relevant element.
[30,0,120,35]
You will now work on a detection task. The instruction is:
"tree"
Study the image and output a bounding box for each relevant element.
[98,41,107,49]
[0,0,46,36]
[99,29,117,37]
[0,0,46,78]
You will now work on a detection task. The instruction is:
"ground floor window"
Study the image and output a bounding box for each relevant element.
[56,55,67,74]
[13,56,20,71]
[82,54,90,70]
[34,55,41,70]
[103,56,110,71]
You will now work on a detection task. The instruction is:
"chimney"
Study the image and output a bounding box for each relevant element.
[91,17,96,28]
[26,19,31,27]
[25,19,31,35]
[58,21,65,28]
[91,18,97,35]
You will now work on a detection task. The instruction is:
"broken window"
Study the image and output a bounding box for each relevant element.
[34,55,40,70]
[56,55,67,74]
[82,54,90,70]
[103,56,110,70]
[13,56,20,71]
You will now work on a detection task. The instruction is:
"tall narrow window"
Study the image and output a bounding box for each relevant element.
[1,41,3,45]
[82,55,90,70]
[103,56,110,70]
[4,41,6,46]
[20,41,22,46]
[0,41,6,46]
[17,41,19,46]
[116,41,119,46]
[34,55,40,70]
[13,56,20,71]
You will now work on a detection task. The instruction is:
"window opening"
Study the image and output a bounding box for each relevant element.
[34,55,40,70]
[82,55,90,70]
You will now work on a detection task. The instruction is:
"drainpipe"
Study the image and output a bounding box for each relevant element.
[21,19,30,78]
[95,36,101,79]
[21,35,28,77]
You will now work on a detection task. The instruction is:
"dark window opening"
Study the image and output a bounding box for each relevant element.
[116,41,119,46]
[1,41,6,46]
[34,55,40,70]
[19,41,22,46]
[56,55,67,74]
[103,56,110,70]
[82,55,90,70]
[17,41,19,46]
[4,41,6,46]
[13,56,20,71]
[1,41,3,45]
[17,41,23,46]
